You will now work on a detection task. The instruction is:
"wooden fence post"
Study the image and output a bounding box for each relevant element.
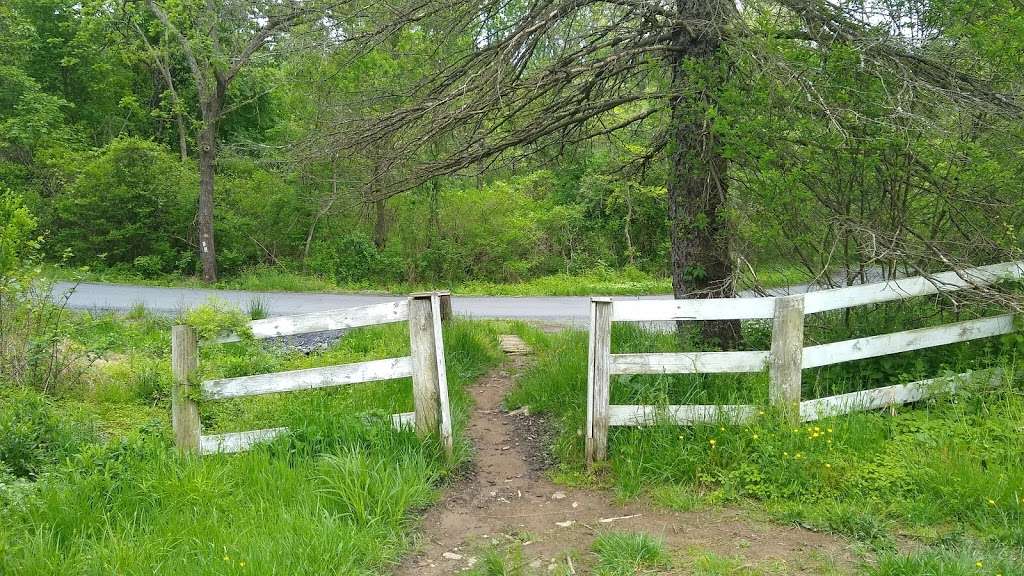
[437,291,453,323]
[409,294,442,442]
[586,298,613,463]
[171,325,201,453]
[429,293,454,455]
[770,295,805,421]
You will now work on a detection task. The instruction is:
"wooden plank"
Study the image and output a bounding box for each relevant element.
[608,404,757,426]
[587,299,614,463]
[199,427,288,455]
[171,325,201,453]
[584,299,599,464]
[612,297,776,322]
[431,294,454,455]
[802,314,1015,369]
[409,296,440,438]
[800,368,1004,421]
[214,300,410,343]
[803,261,1024,314]
[769,295,805,420]
[609,351,769,374]
[392,411,415,429]
[202,356,413,399]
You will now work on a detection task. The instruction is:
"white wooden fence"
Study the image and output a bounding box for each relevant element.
[585,261,1024,462]
[171,292,453,456]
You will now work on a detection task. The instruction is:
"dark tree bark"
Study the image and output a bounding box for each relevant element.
[373,199,388,250]
[197,120,219,282]
[666,0,740,347]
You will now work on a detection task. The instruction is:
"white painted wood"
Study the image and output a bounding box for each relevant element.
[802,314,1015,369]
[391,412,415,429]
[608,404,757,426]
[609,351,769,374]
[199,427,289,455]
[431,294,454,455]
[202,356,413,399]
[585,299,599,462]
[612,297,776,322]
[800,368,1004,421]
[804,261,1024,314]
[588,299,614,463]
[213,300,410,343]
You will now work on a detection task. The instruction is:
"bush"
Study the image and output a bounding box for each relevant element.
[0,188,38,280]
[53,137,195,274]
[0,387,94,479]
[307,233,400,283]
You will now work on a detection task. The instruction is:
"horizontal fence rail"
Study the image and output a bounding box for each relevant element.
[172,293,453,456]
[586,261,1023,463]
[215,300,411,343]
[202,357,414,400]
[609,351,769,374]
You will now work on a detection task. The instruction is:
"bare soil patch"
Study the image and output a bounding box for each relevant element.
[396,340,859,574]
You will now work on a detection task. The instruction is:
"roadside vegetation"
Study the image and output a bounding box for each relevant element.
[506,299,1024,574]
[1,202,503,573]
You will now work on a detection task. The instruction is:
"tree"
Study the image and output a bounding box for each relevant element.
[138,0,336,282]
[316,0,1020,345]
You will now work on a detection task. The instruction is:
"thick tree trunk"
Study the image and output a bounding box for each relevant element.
[666,1,740,347]
[197,123,218,282]
[373,199,388,249]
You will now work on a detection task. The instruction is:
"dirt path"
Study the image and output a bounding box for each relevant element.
[397,340,858,574]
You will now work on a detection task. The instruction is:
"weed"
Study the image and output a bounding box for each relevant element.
[591,531,670,575]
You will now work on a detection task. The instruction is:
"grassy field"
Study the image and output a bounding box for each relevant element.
[0,307,502,575]
[505,302,1024,575]
[45,263,815,297]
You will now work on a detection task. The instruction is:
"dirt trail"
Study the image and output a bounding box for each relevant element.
[396,339,857,574]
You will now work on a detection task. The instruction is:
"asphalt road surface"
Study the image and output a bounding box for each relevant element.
[54,271,886,326]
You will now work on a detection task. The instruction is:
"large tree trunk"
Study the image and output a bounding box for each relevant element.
[197,122,218,282]
[666,1,740,347]
[373,198,388,250]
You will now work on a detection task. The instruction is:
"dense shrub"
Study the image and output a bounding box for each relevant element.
[0,188,37,279]
[0,387,94,479]
[53,137,195,275]
[307,233,401,283]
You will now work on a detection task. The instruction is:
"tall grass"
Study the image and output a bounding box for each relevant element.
[0,315,501,575]
[509,305,1024,564]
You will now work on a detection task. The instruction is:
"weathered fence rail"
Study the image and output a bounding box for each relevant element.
[586,261,1024,462]
[172,292,453,456]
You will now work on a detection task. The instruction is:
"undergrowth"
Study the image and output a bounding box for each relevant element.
[0,309,501,575]
[508,300,1024,571]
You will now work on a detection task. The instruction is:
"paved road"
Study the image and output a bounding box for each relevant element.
[54,271,886,326]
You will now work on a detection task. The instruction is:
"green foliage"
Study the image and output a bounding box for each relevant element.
[53,137,195,275]
[591,531,669,576]
[178,300,252,341]
[0,188,38,280]
[308,232,400,284]
[512,304,1024,559]
[0,387,94,479]
[0,310,502,574]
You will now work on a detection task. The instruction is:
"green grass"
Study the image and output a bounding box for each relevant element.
[0,309,502,575]
[46,262,810,297]
[591,531,669,575]
[508,303,1024,568]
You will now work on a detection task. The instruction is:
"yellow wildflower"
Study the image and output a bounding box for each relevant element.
[709,439,717,446]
